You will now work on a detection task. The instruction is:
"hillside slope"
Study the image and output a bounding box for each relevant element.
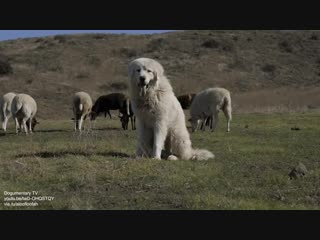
[0,30,319,119]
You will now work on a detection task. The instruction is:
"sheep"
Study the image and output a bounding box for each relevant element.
[0,92,16,132]
[118,98,136,130]
[11,93,38,135]
[73,92,93,131]
[90,93,130,121]
[190,88,232,132]
[177,93,196,109]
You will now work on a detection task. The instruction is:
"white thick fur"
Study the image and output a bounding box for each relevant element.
[0,92,16,132]
[73,92,92,131]
[190,87,232,132]
[128,58,214,160]
[11,93,37,135]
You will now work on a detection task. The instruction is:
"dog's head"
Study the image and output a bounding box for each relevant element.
[128,58,164,97]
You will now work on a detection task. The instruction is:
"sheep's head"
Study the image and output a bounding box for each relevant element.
[90,111,98,121]
[26,118,40,131]
[119,113,129,130]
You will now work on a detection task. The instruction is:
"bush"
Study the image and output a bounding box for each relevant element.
[201,39,219,48]
[54,35,67,43]
[279,40,293,53]
[261,64,276,73]
[147,38,166,52]
[232,36,239,41]
[119,47,138,58]
[221,43,233,52]
[87,55,102,66]
[310,34,318,40]
[92,34,105,40]
[0,54,13,75]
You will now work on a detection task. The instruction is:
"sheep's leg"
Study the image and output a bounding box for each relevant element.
[227,119,231,132]
[130,116,134,130]
[29,117,33,133]
[132,116,136,130]
[14,118,19,134]
[108,110,112,119]
[152,122,168,160]
[3,116,8,132]
[78,116,84,131]
[22,119,28,135]
[200,119,205,131]
[74,118,78,131]
[223,105,232,132]
[211,113,219,132]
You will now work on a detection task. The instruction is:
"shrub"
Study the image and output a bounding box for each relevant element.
[147,38,166,52]
[261,64,276,73]
[119,47,138,58]
[0,54,13,75]
[201,39,219,48]
[310,34,318,40]
[279,40,293,53]
[54,35,67,43]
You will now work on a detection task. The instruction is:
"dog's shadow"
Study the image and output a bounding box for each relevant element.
[16,151,132,159]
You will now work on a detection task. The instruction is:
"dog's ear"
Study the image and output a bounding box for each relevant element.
[128,63,136,81]
[153,70,158,81]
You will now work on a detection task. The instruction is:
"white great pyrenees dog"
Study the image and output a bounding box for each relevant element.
[128,58,214,160]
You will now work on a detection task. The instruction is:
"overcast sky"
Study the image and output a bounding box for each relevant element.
[0,30,177,41]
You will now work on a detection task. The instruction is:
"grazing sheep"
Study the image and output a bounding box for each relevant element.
[119,98,136,130]
[90,93,129,121]
[177,93,196,109]
[0,92,16,132]
[11,93,38,135]
[73,92,93,131]
[190,87,232,132]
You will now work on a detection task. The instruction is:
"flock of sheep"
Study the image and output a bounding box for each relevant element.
[0,87,232,135]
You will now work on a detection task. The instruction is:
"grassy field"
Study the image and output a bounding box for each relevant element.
[0,112,319,210]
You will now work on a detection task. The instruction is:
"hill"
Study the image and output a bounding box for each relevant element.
[0,30,320,119]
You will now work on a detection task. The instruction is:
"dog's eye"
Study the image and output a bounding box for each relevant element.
[147,69,152,73]
[136,69,141,72]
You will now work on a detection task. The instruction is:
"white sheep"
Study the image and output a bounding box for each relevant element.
[72,92,92,131]
[11,93,37,135]
[0,92,16,132]
[190,87,232,132]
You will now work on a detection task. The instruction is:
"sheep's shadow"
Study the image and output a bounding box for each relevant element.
[36,129,69,133]
[16,151,132,159]
[92,127,122,131]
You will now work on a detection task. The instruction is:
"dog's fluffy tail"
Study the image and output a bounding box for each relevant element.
[191,148,215,160]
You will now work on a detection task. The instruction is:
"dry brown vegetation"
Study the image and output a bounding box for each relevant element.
[0,30,320,119]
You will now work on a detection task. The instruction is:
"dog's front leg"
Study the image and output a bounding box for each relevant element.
[152,122,167,160]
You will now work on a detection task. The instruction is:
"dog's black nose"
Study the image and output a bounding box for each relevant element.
[139,76,146,81]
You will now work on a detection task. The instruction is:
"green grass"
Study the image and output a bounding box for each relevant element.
[1,112,319,210]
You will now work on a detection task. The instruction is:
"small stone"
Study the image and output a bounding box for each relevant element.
[289,163,308,179]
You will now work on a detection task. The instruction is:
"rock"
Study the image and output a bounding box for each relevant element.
[289,163,308,179]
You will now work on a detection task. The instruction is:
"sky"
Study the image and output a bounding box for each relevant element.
[0,30,177,41]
